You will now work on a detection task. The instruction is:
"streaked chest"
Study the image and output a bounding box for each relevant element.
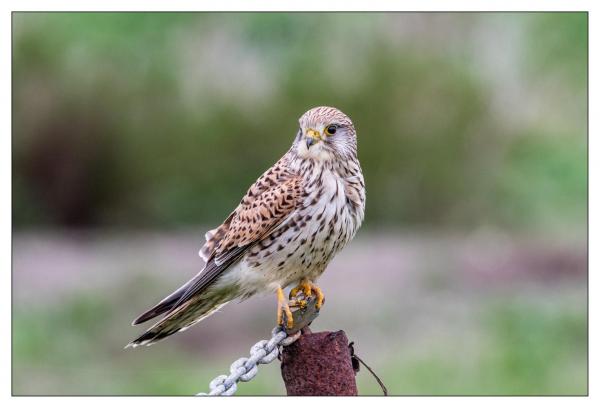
[264,164,361,266]
[238,159,364,291]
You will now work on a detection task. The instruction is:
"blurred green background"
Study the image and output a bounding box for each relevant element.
[12,12,587,395]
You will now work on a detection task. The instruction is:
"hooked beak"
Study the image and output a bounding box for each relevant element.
[305,128,321,149]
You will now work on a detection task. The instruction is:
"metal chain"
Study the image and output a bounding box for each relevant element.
[197,326,301,396]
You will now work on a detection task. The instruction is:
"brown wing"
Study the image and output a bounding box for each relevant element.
[133,157,303,325]
[214,175,302,264]
[169,175,302,309]
[198,212,235,262]
[199,155,301,264]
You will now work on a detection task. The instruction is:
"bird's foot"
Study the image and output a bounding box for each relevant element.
[310,283,325,310]
[277,287,294,329]
[289,278,312,301]
[289,278,325,310]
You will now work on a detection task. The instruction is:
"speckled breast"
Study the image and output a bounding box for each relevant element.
[243,163,364,291]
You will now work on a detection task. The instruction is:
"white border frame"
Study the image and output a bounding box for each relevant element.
[2,1,595,406]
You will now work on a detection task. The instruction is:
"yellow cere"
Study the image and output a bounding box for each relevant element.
[306,128,322,140]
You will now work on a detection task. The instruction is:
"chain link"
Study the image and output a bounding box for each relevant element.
[197,327,301,396]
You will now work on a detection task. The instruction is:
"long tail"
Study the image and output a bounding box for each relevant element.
[126,292,232,348]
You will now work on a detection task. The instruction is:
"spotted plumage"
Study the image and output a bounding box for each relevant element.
[127,106,365,347]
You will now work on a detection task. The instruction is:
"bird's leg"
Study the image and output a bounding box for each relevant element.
[277,286,294,329]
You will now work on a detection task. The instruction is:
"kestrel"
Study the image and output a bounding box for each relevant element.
[127,106,365,347]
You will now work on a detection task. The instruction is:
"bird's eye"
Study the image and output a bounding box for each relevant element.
[325,125,337,136]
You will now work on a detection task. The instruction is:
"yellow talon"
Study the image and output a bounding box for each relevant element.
[310,283,325,309]
[302,280,312,298]
[288,278,325,310]
[277,287,294,329]
[289,278,312,301]
[289,285,301,300]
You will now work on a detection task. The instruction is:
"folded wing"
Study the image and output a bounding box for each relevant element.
[132,158,303,326]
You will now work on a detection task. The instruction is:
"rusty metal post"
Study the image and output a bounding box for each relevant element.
[280,328,358,396]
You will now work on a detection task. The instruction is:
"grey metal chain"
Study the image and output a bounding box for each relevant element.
[196,326,301,396]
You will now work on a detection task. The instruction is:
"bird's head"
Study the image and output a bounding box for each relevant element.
[294,106,357,162]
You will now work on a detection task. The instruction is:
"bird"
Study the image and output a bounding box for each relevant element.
[127,106,366,348]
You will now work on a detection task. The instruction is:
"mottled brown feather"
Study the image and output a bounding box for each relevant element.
[200,156,303,265]
[199,212,235,262]
[215,177,302,262]
[165,158,302,309]
[128,159,304,340]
